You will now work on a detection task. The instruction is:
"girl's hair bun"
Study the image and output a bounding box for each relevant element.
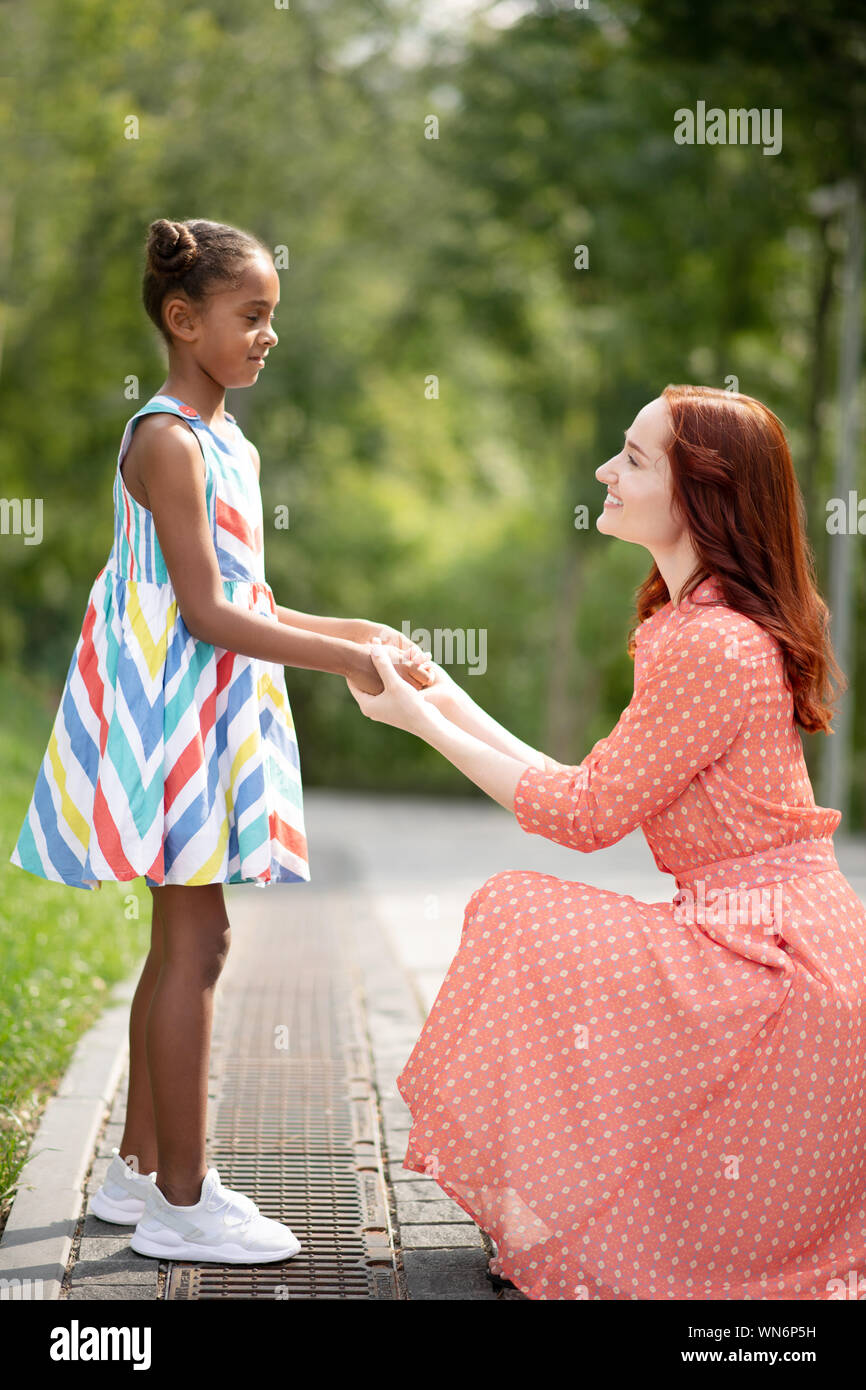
[146,218,199,277]
[142,216,271,345]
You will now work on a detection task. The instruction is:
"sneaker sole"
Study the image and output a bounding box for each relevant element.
[89,1190,148,1224]
[129,1228,301,1264]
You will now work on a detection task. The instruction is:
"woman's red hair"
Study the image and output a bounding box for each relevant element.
[626,384,846,735]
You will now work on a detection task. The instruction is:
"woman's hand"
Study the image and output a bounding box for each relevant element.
[347,640,434,697]
[346,640,439,732]
[345,618,432,681]
[414,659,467,718]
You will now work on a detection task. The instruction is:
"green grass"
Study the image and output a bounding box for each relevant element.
[0,667,149,1225]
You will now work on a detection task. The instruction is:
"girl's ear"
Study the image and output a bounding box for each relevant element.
[163,293,198,343]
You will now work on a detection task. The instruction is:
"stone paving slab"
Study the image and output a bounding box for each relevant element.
[400,1224,484,1249]
[65,1283,159,1301]
[395,1199,475,1224]
[401,1247,499,1300]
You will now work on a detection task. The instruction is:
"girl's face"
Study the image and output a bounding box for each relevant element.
[595,396,685,550]
[166,252,280,389]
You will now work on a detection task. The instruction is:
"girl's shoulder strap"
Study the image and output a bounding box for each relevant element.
[131,393,203,425]
[117,394,205,466]
[121,394,239,435]
[116,393,243,474]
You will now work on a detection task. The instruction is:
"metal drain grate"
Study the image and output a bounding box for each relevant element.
[166,895,397,1300]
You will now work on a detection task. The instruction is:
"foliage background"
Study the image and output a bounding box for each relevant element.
[0,0,863,803]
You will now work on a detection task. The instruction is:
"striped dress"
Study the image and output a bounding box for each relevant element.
[10,393,310,890]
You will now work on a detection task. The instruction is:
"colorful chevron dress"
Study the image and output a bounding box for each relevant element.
[10,393,310,890]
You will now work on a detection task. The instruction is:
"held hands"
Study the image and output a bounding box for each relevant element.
[349,640,432,697]
[346,620,434,696]
[347,640,443,731]
[347,617,436,695]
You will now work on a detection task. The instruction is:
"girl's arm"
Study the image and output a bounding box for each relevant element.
[245,438,427,662]
[274,605,357,639]
[273,605,422,655]
[135,417,427,695]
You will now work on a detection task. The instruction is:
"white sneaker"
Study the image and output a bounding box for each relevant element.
[89,1148,157,1225]
[130,1167,302,1264]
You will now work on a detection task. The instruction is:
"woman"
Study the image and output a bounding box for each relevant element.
[348,384,866,1301]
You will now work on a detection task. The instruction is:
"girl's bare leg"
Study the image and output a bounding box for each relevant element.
[117,890,164,1174]
[144,883,231,1206]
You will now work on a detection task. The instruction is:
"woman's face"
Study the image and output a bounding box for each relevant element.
[595,396,685,549]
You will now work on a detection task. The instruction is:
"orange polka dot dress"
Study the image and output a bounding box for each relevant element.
[396,575,866,1300]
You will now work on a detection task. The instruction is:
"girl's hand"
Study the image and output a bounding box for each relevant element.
[346,641,438,733]
[346,619,433,685]
[348,641,432,697]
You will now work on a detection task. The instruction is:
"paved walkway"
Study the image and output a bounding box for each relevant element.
[3,790,865,1301]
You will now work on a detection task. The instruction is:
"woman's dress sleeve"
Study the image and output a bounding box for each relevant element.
[514,622,747,851]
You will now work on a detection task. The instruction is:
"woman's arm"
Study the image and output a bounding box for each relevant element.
[351,624,748,846]
[414,705,533,812]
[416,663,566,773]
[348,645,537,811]
[135,417,427,695]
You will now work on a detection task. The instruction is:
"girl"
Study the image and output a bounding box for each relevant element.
[10,217,433,1265]
[348,386,866,1301]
